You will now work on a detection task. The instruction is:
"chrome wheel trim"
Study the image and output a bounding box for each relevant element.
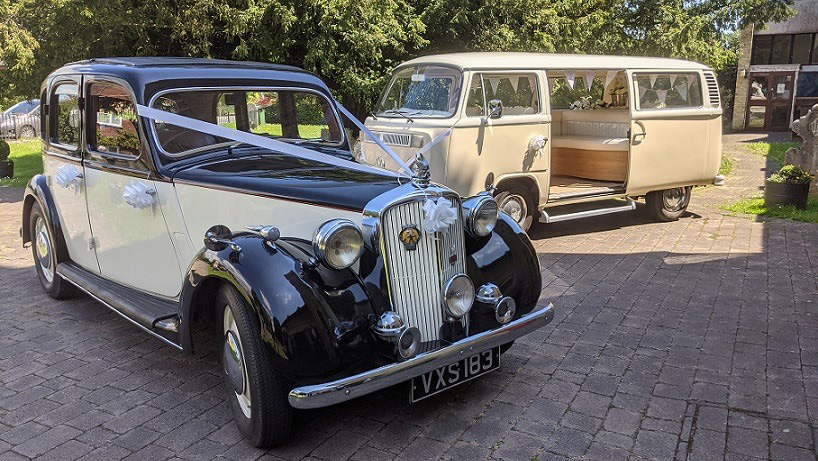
[499,194,527,224]
[34,216,54,283]
[662,187,688,212]
[19,126,36,138]
[223,306,251,419]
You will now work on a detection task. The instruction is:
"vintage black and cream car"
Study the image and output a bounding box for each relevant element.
[21,57,554,446]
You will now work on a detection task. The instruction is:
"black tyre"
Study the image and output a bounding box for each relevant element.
[29,203,76,299]
[495,187,536,231]
[645,186,691,222]
[500,341,515,354]
[218,284,292,447]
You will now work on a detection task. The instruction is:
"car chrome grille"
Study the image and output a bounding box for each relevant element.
[380,195,466,343]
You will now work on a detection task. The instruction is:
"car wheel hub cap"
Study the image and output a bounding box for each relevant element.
[223,306,251,418]
[662,188,687,212]
[500,195,526,223]
[34,218,53,282]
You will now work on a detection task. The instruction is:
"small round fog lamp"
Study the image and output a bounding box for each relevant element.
[443,274,475,318]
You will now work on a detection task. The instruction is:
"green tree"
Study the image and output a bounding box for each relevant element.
[0,0,796,118]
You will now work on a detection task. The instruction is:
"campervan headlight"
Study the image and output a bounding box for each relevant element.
[463,195,499,237]
[313,219,364,270]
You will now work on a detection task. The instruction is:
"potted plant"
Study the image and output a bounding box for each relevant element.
[0,139,12,179]
[764,164,813,210]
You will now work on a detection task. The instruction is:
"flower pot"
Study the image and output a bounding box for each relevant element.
[0,161,13,179]
[764,180,810,210]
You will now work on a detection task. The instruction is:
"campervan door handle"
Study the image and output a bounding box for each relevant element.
[632,122,647,142]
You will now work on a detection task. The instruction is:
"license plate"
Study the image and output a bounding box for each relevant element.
[410,346,500,402]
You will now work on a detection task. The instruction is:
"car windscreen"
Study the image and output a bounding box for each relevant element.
[150,88,344,159]
[375,66,462,118]
[4,100,39,115]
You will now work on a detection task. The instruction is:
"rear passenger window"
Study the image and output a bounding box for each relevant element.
[50,83,80,148]
[466,73,539,116]
[634,73,703,110]
[88,82,140,157]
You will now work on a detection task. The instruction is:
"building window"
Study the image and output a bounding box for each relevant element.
[770,35,792,64]
[797,72,818,98]
[751,35,772,65]
[792,34,813,64]
[813,35,818,64]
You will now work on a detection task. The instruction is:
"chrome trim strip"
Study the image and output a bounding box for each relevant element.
[288,302,555,409]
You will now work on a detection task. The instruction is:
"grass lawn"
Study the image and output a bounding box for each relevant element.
[721,197,818,223]
[744,142,801,166]
[719,155,732,176]
[1,140,43,187]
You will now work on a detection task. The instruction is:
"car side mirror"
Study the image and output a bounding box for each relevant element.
[487,99,503,119]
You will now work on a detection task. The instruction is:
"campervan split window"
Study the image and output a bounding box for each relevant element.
[633,73,703,110]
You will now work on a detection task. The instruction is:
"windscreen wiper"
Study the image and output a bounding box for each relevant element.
[382,109,414,123]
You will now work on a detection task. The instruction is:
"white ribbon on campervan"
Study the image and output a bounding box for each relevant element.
[135,103,413,178]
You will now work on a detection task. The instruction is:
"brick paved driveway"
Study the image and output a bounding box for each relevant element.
[1,138,817,460]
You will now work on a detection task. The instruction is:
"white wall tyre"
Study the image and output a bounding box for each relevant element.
[645,186,691,222]
[495,187,536,231]
[218,284,292,447]
[29,203,76,299]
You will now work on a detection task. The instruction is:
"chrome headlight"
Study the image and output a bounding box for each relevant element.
[313,219,364,270]
[443,274,475,318]
[463,195,499,237]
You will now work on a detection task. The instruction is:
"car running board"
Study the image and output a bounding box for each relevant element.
[56,262,183,350]
[540,199,636,224]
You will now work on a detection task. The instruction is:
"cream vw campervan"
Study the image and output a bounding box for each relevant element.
[359,52,723,230]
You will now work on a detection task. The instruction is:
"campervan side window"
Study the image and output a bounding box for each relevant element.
[465,73,539,116]
[634,73,703,110]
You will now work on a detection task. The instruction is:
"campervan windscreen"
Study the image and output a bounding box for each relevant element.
[375,66,461,118]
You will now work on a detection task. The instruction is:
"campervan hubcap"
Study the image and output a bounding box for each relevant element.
[500,195,527,223]
[223,306,251,418]
[662,188,688,212]
[34,217,54,283]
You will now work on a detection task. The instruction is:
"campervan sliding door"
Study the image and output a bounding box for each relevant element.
[626,70,722,196]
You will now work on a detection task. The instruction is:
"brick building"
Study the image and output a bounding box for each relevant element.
[731,0,818,131]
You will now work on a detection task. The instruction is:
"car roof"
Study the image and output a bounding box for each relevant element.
[47,57,331,105]
[399,52,712,71]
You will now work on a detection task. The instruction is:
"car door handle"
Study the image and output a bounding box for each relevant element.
[632,131,646,141]
[122,181,156,209]
[54,165,83,188]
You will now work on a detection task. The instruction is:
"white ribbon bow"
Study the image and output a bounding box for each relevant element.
[528,135,547,152]
[123,181,155,209]
[422,197,458,234]
[55,165,82,189]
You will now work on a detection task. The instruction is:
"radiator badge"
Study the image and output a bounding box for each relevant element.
[399,225,421,251]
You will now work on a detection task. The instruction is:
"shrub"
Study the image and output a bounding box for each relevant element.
[768,164,813,184]
[0,139,10,161]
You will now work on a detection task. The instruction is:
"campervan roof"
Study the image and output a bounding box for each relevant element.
[399,52,711,71]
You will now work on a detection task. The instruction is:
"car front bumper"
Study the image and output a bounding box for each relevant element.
[287,302,556,409]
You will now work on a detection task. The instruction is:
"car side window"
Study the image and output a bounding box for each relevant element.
[634,73,703,110]
[466,73,539,116]
[50,83,81,148]
[87,82,141,157]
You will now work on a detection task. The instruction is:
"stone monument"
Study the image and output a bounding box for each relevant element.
[785,103,818,197]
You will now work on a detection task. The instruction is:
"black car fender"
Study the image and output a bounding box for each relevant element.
[179,233,380,384]
[21,174,70,262]
[464,213,543,331]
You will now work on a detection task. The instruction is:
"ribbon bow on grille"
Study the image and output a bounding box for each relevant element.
[422,197,458,234]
